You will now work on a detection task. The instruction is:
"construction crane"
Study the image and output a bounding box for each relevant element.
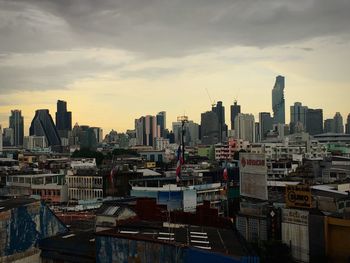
[205,88,216,108]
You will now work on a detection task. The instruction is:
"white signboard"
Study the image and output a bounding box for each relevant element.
[239,153,268,200]
[282,208,309,226]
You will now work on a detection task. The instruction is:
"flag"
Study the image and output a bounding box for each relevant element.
[223,164,228,181]
[176,145,183,182]
[109,167,115,189]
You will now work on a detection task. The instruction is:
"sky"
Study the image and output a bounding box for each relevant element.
[0,0,349,135]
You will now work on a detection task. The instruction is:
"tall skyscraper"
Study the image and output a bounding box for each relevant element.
[234,113,255,142]
[135,115,157,146]
[346,114,350,134]
[324,119,335,133]
[212,101,227,142]
[259,112,273,141]
[201,111,219,145]
[9,110,24,146]
[2,128,14,146]
[272,75,285,124]
[306,109,323,135]
[290,102,308,133]
[230,100,241,130]
[30,109,61,147]
[55,100,72,138]
[0,125,2,152]
[156,111,166,138]
[91,127,103,143]
[333,112,344,133]
[172,120,199,146]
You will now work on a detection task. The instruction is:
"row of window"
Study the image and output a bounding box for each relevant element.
[69,189,103,200]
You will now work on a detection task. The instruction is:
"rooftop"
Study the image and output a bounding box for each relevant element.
[0,198,38,212]
[96,221,250,259]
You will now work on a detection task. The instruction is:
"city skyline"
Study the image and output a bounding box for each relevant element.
[0,0,349,134]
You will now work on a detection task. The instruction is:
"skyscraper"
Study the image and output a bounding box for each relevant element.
[212,101,227,142]
[272,75,285,124]
[135,115,157,146]
[55,100,72,138]
[259,112,273,141]
[333,112,344,133]
[230,100,241,130]
[9,110,24,146]
[346,114,350,134]
[201,111,219,145]
[172,120,199,146]
[2,128,14,146]
[306,109,323,135]
[0,125,2,152]
[156,111,166,138]
[234,113,255,142]
[30,109,61,147]
[290,102,308,133]
[324,119,335,133]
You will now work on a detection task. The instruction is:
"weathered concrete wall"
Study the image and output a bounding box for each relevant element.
[0,201,67,259]
[96,236,258,263]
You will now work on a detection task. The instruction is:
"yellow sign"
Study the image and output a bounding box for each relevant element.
[146,162,156,168]
[286,185,312,209]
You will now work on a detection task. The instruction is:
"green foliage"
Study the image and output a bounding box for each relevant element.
[111,148,139,156]
[71,149,105,166]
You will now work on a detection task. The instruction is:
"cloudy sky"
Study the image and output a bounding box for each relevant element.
[0,0,349,134]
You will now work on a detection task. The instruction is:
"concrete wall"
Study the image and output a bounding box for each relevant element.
[0,201,68,260]
[96,236,258,263]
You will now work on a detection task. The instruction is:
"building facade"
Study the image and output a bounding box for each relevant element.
[230,100,241,131]
[55,100,72,139]
[30,109,61,147]
[9,109,24,146]
[272,75,285,124]
[234,113,255,142]
[306,109,323,135]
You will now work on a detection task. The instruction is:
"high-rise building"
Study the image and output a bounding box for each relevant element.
[30,109,61,147]
[346,114,350,134]
[91,127,103,143]
[2,128,14,147]
[234,113,255,142]
[212,101,227,142]
[156,111,166,138]
[272,75,285,124]
[290,102,308,133]
[0,125,2,152]
[333,112,344,134]
[9,110,24,146]
[135,115,158,146]
[324,119,335,133]
[79,125,98,150]
[55,100,72,139]
[201,111,219,145]
[230,100,241,131]
[172,120,200,146]
[306,109,323,135]
[259,112,273,141]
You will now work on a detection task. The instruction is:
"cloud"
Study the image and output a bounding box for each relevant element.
[0,48,133,93]
[1,0,350,56]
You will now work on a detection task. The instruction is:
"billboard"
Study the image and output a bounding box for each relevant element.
[286,184,312,209]
[239,153,268,200]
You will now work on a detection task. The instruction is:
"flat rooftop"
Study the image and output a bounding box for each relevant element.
[0,197,37,212]
[39,230,95,263]
[96,221,250,259]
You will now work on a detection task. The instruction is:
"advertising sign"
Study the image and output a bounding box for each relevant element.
[239,153,268,200]
[286,184,312,209]
[282,208,309,226]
